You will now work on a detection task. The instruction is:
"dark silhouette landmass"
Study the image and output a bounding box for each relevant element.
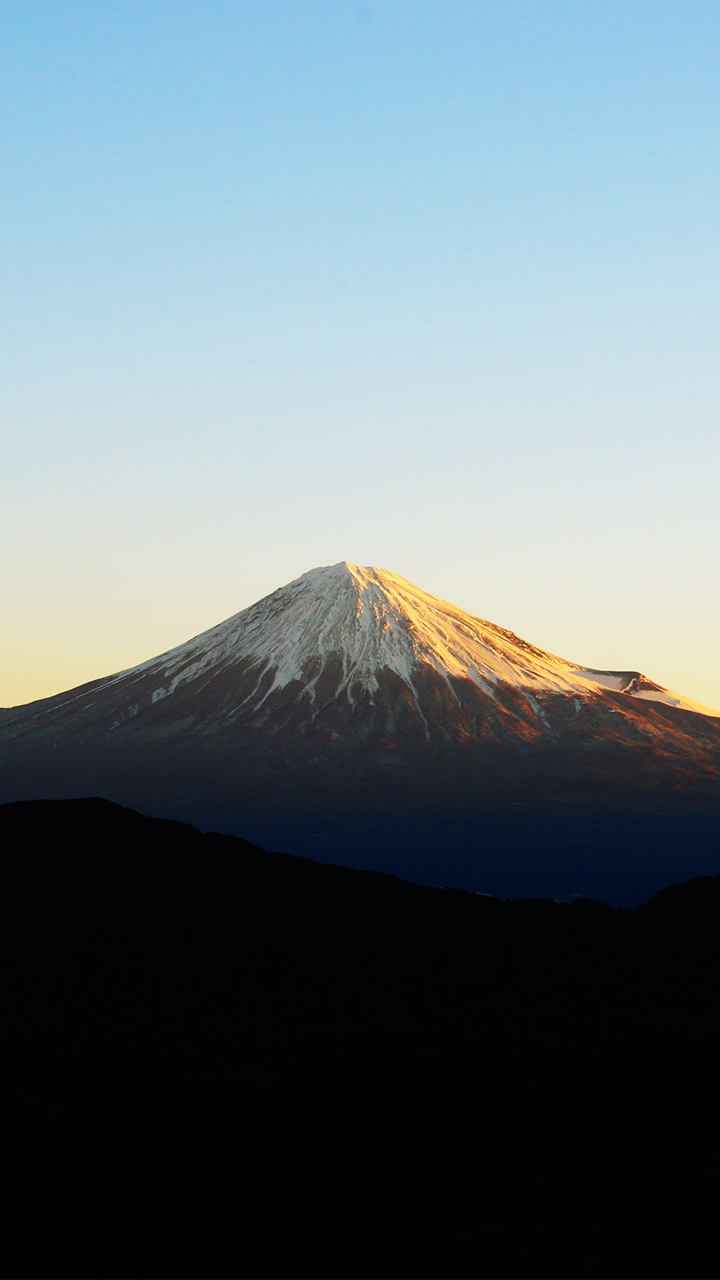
[1,797,720,1277]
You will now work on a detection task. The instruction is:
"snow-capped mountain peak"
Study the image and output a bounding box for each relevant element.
[110,561,717,719]
[4,560,720,828]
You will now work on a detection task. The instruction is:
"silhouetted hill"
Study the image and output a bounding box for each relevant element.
[1,798,720,1277]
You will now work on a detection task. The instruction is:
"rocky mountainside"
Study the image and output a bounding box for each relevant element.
[1,562,720,899]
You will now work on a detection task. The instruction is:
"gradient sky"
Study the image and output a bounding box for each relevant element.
[2,0,720,710]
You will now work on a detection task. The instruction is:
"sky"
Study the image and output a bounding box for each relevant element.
[2,0,720,711]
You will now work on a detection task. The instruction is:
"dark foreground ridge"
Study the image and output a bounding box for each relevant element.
[2,798,720,1278]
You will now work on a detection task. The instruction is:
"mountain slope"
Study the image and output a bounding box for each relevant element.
[1,562,720,832]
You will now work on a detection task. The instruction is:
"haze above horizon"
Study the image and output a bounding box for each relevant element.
[2,2,719,710]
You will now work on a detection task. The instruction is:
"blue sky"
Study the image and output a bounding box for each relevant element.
[2,1,720,708]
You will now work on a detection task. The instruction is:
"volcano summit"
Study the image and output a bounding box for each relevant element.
[2,563,720,900]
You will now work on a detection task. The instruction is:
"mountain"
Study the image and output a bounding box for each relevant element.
[2,562,720,901]
[2,797,720,1278]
